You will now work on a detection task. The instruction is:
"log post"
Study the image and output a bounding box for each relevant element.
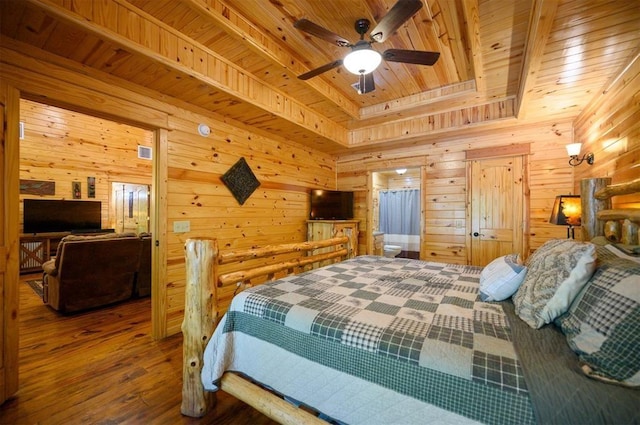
[181,238,217,417]
[604,220,621,242]
[580,178,611,241]
[621,219,639,245]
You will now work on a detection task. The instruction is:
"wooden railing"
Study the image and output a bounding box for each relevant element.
[582,177,640,244]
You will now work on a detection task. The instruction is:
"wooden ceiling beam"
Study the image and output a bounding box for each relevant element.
[24,0,349,147]
[0,35,348,153]
[515,0,559,119]
[357,80,477,121]
[347,97,517,147]
[182,0,361,120]
[461,0,485,93]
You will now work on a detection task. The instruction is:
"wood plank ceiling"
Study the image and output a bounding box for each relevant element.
[1,0,639,154]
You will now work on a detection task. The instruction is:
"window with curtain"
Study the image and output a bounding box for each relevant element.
[379,189,420,235]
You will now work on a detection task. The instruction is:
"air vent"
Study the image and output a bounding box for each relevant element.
[138,145,152,160]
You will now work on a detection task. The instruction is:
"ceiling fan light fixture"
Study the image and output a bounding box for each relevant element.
[343,48,382,75]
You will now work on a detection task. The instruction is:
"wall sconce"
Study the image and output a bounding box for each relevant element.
[549,194,581,239]
[566,143,594,166]
[395,168,407,175]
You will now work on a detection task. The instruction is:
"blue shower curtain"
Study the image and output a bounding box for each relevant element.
[379,189,420,235]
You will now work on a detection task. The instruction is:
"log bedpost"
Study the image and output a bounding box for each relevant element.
[580,178,612,241]
[181,238,217,417]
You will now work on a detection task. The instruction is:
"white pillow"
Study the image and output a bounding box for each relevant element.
[479,254,527,301]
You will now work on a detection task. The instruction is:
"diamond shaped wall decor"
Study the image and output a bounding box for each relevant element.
[221,157,260,205]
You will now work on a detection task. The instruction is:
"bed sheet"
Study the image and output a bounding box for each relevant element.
[201,256,535,424]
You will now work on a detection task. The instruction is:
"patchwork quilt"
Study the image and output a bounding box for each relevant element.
[202,256,535,424]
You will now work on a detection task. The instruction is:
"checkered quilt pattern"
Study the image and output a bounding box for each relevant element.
[219,256,535,424]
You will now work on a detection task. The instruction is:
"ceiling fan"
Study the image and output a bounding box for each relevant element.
[294,0,440,94]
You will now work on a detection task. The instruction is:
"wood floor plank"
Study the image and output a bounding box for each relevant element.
[0,275,278,425]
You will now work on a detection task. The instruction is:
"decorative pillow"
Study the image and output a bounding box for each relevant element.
[513,239,597,328]
[556,258,640,387]
[479,254,527,301]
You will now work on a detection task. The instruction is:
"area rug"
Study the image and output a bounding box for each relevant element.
[26,279,44,298]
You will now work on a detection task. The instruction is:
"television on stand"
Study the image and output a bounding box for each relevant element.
[23,199,102,234]
[309,190,354,220]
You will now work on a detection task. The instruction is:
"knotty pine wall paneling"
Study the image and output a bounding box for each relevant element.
[165,114,335,331]
[3,44,337,338]
[337,168,369,254]
[337,120,575,264]
[19,99,153,232]
[573,53,640,212]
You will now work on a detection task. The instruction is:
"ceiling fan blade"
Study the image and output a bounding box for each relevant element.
[370,0,423,43]
[294,19,351,47]
[357,73,376,94]
[382,49,440,66]
[298,59,343,80]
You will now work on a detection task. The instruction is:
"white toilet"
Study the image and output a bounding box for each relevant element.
[383,245,402,258]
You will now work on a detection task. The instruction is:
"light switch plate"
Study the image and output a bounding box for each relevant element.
[173,220,190,233]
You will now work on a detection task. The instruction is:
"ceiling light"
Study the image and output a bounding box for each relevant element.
[396,169,407,175]
[343,42,382,75]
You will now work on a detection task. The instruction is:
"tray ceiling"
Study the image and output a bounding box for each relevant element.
[1,0,638,154]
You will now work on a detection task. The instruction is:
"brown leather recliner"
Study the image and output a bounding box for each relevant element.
[42,232,141,313]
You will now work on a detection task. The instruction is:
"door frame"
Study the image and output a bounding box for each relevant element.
[465,144,531,265]
[2,88,167,395]
[1,82,20,403]
[367,166,425,258]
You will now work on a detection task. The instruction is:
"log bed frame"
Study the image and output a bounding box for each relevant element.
[582,177,640,245]
[181,234,353,423]
[180,177,640,423]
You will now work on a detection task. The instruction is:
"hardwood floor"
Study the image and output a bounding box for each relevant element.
[0,274,278,425]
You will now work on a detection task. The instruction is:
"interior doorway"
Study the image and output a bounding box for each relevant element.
[371,167,422,259]
[111,182,150,234]
[3,89,160,403]
[17,99,154,305]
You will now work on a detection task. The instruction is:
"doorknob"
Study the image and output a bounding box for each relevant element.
[473,232,480,237]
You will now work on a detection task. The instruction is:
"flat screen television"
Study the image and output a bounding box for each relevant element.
[23,199,102,234]
[309,190,354,220]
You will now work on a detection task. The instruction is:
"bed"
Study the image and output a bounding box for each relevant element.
[181,177,640,424]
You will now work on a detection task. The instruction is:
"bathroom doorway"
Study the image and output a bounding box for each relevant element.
[371,168,423,259]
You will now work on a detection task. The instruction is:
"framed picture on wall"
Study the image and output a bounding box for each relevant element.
[72,181,81,199]
[87,177,96,198]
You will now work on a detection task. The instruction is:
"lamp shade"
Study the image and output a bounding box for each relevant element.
[566,143,582,157]
[549,195,581,226]
[343,47,382,75]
